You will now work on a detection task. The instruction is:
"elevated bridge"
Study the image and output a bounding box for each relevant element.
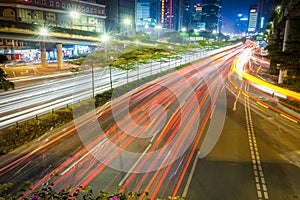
[0,22,101,69]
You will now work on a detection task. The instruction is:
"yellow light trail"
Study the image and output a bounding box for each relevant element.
[232,53,300,102]
[280,114,298,123]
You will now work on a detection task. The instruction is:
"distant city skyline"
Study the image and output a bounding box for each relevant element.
[220,0,259,33]
[191,0,259,33]
[138,0,259,33]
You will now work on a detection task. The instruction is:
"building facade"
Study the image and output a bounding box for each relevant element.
[201,0,221,32]
[248,5,258,33]
[191,3,206,31]
[0,0,106,32]
[0,0,106,61]
[136,1,151,29]
[97,0,136,35]
[235,14,248,35]
[160,0,184,31]
[182,0,192,30]
[257,0,274,33]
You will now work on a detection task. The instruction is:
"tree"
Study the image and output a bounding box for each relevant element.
[0,68,14,91]
[0,54,8,64]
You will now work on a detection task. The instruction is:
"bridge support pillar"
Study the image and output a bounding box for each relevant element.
[56,43,63,70]
[40,42,47,67]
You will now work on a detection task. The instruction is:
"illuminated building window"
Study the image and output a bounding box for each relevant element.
[56,2,60,7]
[50,1,53,6]
[42,0,46,5]
[62,3,65,8]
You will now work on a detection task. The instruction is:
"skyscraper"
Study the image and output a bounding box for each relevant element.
[248,5,258,33]
[160,0,184,31]
[192,3,206,31]
[235,14,248,34]
[257,0,275,33]
[201,0,222,32]
[182,0,192,30]
[136,1,151,28]
[97,0,136,35]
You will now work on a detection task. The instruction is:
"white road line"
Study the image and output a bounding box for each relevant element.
[182,151,201,198]
[118,143,152,186]
[60,138,108,175]
[210,105,216,119]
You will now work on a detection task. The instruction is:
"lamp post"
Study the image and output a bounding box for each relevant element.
[212,29,217,41]
[101,34,112,89]
[39,27,48,68]
[70,11,80,29]
[123,18,131,36]
[155,25,162,40]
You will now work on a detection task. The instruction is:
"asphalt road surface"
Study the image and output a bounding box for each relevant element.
[185,80,300,200]
[1,45,299,199]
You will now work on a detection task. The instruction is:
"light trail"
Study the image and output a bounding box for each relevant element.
[3,45,245,199]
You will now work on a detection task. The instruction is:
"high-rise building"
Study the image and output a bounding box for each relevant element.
[257,0,275,33]
[235,14,248,34]
[137,1,151,28]
[182,0,192,30]
[150,1,160,23]
[201,0,222,32]
[160,0,184,31]
[192,3,205,31]
[136,0,158,29]
[248,5,258,33]
[97,0,136,35]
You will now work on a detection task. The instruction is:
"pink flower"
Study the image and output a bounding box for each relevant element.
[31,195,39,200]
[109,196,118,200]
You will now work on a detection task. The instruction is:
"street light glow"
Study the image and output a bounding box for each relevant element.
[101,34,110,43]
[39,27,48,36]
[124,18,131,25]
[70,11,80,19]
[155,25,162,29]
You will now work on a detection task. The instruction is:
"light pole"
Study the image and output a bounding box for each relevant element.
[101,34,111,89]
[69,11,80,29]
[39,27,48,68]
[212,29,217,41]
[123,18,131,36]
[155,25,162,40]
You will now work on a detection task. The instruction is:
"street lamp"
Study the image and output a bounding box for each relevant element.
[155,25,162,40]
[123,18,131,36]
[39,27,48,36]
[101,34,110,43]
[212,29,218,41]
[101,34,113,89]
[70,11,80,19]
[70,11,80,29]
